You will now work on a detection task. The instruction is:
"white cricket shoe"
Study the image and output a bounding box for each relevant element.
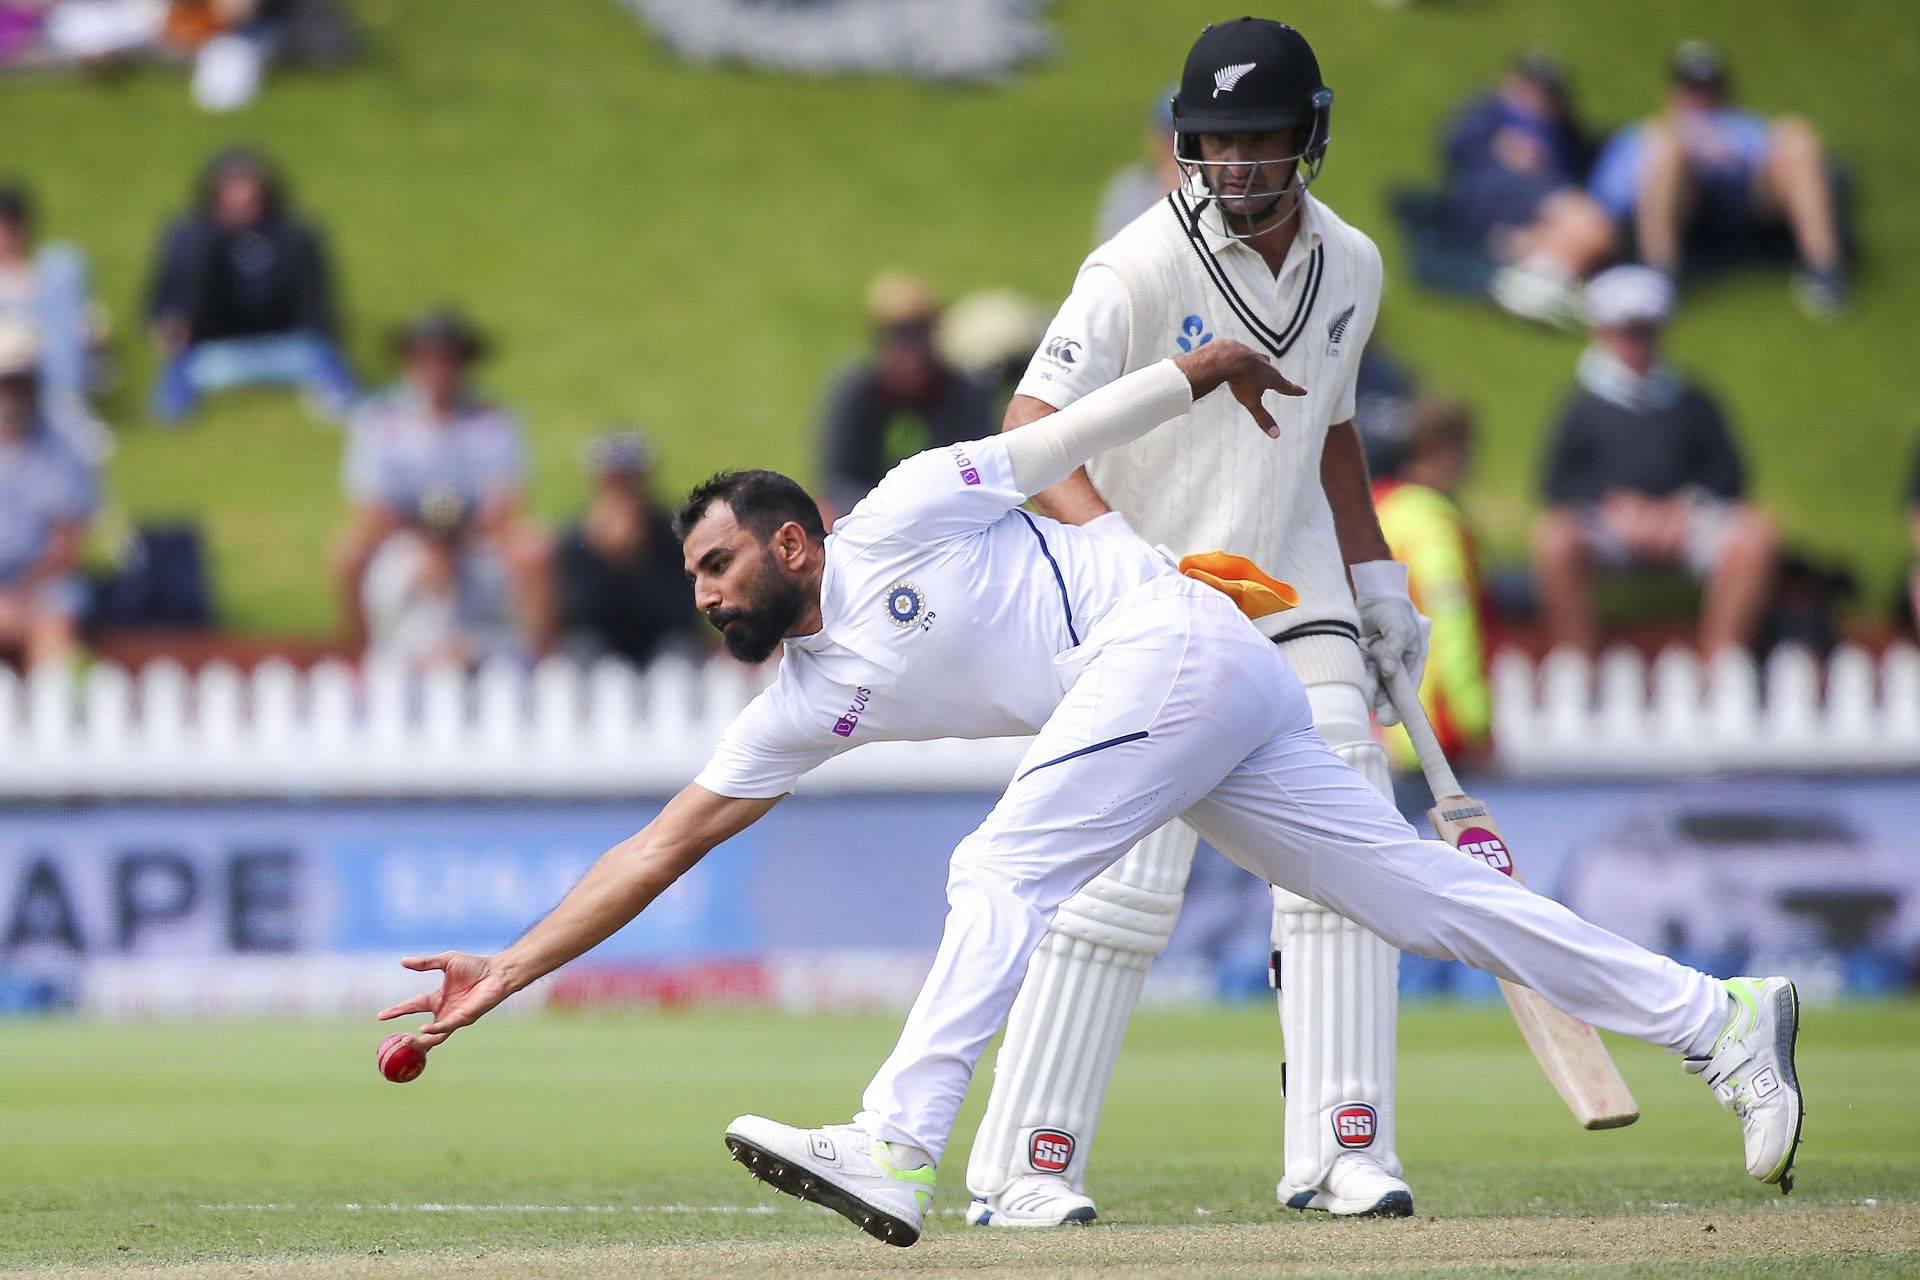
[1685,976,1804,1192]
[724,1115,936,1246]
[963,1174,1098,1227]
[1278,1153,1414,1217]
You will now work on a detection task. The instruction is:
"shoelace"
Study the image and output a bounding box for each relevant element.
[1685,1046,1757,1116]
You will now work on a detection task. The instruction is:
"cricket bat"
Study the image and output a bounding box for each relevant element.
[1382,665,1640,1130]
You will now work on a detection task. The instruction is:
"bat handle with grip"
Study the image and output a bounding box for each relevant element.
[1380,660,1462,803]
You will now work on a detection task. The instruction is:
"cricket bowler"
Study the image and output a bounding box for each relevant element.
[381,339,1804,1247]
[971,16,1420,1224]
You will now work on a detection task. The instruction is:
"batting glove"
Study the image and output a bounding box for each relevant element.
[1352,559,1431,727]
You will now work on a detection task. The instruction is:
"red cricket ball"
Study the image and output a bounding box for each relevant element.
[377,1032,428,1083]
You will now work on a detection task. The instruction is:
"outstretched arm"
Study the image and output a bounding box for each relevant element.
[999,340,1304,497]
[378,784,779,1046]
[1000,395,1112,525]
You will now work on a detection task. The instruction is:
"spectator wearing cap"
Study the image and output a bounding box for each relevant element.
[1094,85,1183,246]
[332,308,553,665]
[1439,52,1617,326]
[1531,265,1777,657]
[0,182,108,459]
[936,288,1049,411]
[0,327,96,672]
[814,270,992,524]
[554,430,700,670]
[145,146,357,424]
[1373,399,1491,769]
[1588,40,1848,318]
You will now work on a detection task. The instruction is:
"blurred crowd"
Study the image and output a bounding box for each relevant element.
[1,146,703,676]
[1,37,1915,731]
[0,0,356,111]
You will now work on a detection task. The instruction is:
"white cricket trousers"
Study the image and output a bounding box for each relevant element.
[856,577,1726,1161]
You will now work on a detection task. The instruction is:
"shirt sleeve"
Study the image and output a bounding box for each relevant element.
[692,679,844,800]
[481,411,529,500]
[48,447,97,524]
[1684,388,1744,500]
[341,407,386,503]
[1587,125,1643,218]
[1012,263,1130,411]
[831,433,1026,549]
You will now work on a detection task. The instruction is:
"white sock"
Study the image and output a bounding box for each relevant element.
[886,1142,934,1170]
[1684,991,1736,1059]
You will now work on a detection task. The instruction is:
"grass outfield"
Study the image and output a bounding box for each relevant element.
[5,0,1917,633]
[2,1002,1916,1277]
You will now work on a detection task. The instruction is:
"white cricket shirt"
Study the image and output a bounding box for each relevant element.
[694,435,1179,799]
[1011,190,1383,664]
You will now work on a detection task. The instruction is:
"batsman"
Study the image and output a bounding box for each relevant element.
[967,17,1419,1224]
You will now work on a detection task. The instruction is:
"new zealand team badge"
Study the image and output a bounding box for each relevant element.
[883,581,926,628]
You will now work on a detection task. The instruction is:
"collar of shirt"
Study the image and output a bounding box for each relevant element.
[1197,190,1325,289]
[778,537,906,679]
[384,383,498,430]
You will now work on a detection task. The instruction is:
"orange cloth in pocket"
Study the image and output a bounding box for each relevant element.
[1178,551,1300,621]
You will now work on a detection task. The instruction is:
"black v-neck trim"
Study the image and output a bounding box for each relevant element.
[1167,191,1323,361]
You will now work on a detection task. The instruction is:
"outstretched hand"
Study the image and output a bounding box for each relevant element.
[376,951,515,1049]
[1173,339,1305,438]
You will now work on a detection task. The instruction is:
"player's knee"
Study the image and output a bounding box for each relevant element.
[947,838,1055,919]
[1718,506,1777,571]
[1054,874,1182,955]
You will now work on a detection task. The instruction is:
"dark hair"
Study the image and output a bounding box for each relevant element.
[197,145,285,217]
[0,182,29,229]
[674,469,825,544]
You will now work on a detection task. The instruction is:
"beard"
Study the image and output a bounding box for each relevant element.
[705,552,809,663]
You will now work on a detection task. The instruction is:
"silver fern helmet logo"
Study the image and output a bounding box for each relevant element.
[1212,62,1257,97]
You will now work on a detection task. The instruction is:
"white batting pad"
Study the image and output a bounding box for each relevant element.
[965,819,1200,1199]
[1271,678,1402,1192]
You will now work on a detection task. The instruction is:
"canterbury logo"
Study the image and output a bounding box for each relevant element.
[1213,62,1257,96]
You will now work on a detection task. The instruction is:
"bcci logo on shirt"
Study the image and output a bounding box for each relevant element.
[883,581,926,629]
[1331,1102,1378,1149]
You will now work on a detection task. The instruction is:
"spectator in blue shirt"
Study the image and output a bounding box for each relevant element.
[0,182,109,461]
[332,308,552,665]
[0,327,95,672]
[1442,52,1617,326]
[1588,41,1847,318]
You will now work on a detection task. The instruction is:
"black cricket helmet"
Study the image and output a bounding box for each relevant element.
[1170,18,1333,234]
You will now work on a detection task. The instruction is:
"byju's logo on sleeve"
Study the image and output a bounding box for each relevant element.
[948,443,981,486]
[832,687,873,737]
[1176,314,1212,353]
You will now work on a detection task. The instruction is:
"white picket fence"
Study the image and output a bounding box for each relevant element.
[0,644,1914,796]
